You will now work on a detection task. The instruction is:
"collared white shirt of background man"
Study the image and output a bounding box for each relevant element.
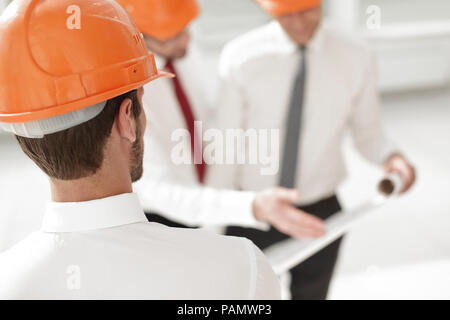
[209,21,397,205]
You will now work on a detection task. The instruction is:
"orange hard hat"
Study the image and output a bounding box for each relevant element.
[116,0,200,40]
[0,0,172,126]
[255,0,322,16]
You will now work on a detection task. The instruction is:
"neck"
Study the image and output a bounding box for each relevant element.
[49,164,132,203]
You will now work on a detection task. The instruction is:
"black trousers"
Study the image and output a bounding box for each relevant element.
[145,213,193,229]
[226,194,343,300]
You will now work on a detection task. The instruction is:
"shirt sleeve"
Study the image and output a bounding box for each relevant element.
[205,46,251,192]
[349,52,399,165]
[134,147,268,229]
[244,239,281,300]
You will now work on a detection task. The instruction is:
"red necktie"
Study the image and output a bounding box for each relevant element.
[165,60,206,183]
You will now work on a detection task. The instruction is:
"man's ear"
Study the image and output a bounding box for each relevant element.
[116,98,136,143]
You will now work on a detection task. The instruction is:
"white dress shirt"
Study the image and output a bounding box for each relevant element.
[210,22,398,205]
[0,193,280,299]
[134,44,265,228]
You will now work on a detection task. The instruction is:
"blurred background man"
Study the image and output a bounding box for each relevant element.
[118,0,326,239]
[213,0,416,299]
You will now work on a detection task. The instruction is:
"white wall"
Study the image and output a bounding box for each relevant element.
[1,0,448,93]
[191,0,450,93]
[326,0,450,92]
[191,0,269,51]
[358,0,450,26]
[0,0,9,12]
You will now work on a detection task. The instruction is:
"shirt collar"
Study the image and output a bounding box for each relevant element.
[154,53,167,70]
[274,20,325,55]
[153,44,197,70]
[41,193,147,233]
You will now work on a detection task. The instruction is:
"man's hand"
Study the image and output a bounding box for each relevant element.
[253,187,326,239]
[384,153,416,193]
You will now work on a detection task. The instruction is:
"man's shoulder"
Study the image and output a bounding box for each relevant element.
[320,24,373,60]
[137,223,259,293]
[148,223,256,267]
[145,222,253,258]
[0,232,53,297]
[220,22,286,73]
[0,232,45,258]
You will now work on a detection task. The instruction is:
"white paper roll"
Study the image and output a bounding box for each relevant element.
[378,172,405,196]
[264,174,404,275]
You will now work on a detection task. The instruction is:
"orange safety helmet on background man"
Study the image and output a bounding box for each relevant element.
[0,0,171,138]
[255,0,322,16]
[116,0,200,41]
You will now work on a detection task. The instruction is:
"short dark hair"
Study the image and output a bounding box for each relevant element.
[16,90,141,180]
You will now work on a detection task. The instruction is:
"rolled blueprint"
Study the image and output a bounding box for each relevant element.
[378,173,405,196]
[264,174,404,275]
